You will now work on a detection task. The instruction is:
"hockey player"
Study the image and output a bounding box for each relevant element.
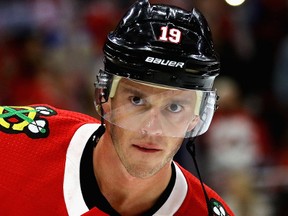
[0,0,234,215]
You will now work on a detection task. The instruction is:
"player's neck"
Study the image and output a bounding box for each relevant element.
[93,132,172,215]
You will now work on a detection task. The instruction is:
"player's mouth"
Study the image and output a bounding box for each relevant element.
[132,144,161,153]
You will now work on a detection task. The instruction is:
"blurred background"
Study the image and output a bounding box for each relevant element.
[0,0,287,215]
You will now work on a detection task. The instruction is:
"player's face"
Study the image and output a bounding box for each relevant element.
[105,78,199,178]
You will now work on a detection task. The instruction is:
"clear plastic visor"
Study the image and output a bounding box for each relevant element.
[95,73,217,138]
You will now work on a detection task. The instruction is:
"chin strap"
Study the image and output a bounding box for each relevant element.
[93,106,106,147]
[92,124,106,147]
[186,138,213,216]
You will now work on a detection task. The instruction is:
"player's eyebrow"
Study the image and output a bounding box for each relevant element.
[121,84,147,98]
[121,83,194,104]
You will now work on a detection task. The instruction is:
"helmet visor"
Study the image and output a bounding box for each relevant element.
[95,72,217,138]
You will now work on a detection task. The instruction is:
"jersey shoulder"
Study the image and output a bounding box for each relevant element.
[0,104,99,214]
[175,163,235,216]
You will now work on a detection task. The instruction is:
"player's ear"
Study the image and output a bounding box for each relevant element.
[187,116,199,131]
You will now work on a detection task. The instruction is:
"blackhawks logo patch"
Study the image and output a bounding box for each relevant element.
[0,106,56,138]
[210,198,229,216]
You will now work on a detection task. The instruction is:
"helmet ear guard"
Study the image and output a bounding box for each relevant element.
[94,69,113,105]
[186,90,218,137]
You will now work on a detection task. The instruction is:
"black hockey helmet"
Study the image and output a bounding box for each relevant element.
[103,0,220,91]
[95,0,219,138]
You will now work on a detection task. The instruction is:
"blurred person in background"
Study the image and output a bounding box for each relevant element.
[202,76,273,216]
[0,27,63,106]
[0,0,98,115]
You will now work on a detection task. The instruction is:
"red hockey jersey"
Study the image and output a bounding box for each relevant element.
[0,105,234,215]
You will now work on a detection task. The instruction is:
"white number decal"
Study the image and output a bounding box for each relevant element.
[159,26,182,43]
[159,26,169,41]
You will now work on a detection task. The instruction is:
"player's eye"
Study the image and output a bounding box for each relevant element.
[167,103,183,113]
[130,96,145,106]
